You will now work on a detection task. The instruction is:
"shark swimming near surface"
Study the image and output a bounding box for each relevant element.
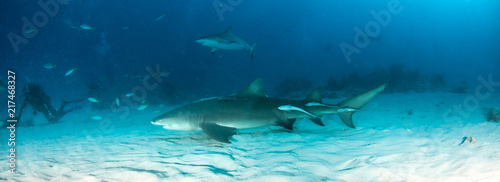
[151,79,386,143]
[196,26,256,60]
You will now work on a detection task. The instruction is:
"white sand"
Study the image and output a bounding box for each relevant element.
[1,92,500,181]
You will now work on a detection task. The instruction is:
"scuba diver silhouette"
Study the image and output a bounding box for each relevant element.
[17,83,82,123]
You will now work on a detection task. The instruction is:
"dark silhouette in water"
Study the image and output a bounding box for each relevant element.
[17,83,82,123]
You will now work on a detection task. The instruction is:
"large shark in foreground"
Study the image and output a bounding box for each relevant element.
[151,79,386,143]
[195,26,256,60]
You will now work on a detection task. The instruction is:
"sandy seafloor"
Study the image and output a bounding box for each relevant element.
[1,92,500,182]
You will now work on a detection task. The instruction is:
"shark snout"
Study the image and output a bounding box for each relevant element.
[195,39,207,44]
[151,120,161,125]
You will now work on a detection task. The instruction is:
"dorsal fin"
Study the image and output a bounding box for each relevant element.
[304,87,322,103]
[236,78,266,98]
[225,26,233,34]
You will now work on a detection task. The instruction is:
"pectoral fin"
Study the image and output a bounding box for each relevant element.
[273,108,296,130]
[278,118,296,130]
[201,123,236,143]
[310,118,325,126]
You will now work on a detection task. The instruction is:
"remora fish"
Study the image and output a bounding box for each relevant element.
[44,63,56,69]
[65,67,76,76]
[80,24,94,30]
[151,79,386,143]
[195,26,256,60]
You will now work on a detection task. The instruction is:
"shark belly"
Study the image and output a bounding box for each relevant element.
[197,36,249,51]
[215,43,246,51]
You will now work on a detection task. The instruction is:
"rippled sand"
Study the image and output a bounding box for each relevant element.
[1,92,500,181]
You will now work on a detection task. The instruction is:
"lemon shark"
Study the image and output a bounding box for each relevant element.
[195,26,256,60]
[151,79,386,143]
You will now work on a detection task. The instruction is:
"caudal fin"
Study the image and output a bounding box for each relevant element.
[249,43,256,60]
[338,83,387,128]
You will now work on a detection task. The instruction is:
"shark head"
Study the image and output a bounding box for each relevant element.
[150,111,199,131]
[195,37,220,47]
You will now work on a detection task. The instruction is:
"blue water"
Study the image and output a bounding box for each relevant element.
[2,0,499,95]
[1,0,500,181]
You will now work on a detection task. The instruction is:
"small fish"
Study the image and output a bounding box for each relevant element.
[115,97,120,106]
[88,97,100,103]
[125,93,134,97]
[90,115,103,120]
[44,63,56,69]
[80,24,94,30]
[121,26,129,30]
[65,67,76,76]
[155,14,167,21]
[24,28,36,34]
[337,108,358,113]
[137,103,149,110]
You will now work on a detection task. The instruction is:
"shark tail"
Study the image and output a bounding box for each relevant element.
[337,83,387,128]
[249,43,256,60]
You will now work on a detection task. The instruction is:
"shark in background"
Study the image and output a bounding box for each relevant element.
[151,79,386,143]
[196,26,256,60]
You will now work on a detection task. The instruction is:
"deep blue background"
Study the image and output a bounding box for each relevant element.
[1,0,499,103]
